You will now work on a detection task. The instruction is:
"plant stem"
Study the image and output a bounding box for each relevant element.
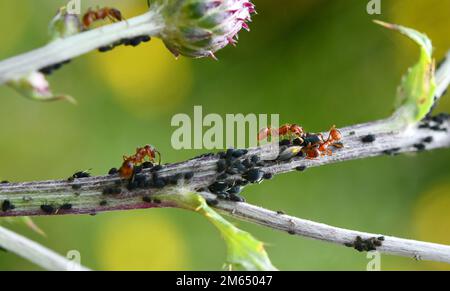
[0,9,164,84]
[203,192,450,264]
[0,225,90,270]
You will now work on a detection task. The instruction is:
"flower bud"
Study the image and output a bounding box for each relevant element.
[49,7,82,40]
[7,72,75,103]
[154,0,256,59]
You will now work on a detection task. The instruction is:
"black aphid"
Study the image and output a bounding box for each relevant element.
[127,180,138,191]
[71,171,91,179]
[142,196,153,203]
[263,172,273,180]
[225,148,234,160]
[98,45,114,52]
[413,144,426,151]
[133,165,143,175]
[227,186,242,195]
[232,161,247,173]
[361,134,376,143]
[108,168,118,175]
[250,155,260,164]
[422,136,433,143]
[345,236,384,252]
[242,169,264,184]
[40,204,55,214]
[153,178,166,188]
[293,138,303,146]
[206,198,219,206]
[184,172,194,180]
[242,159,252,168]
[39,59,71,75]
[295,166,307,172]
[1,200,15,212]
[142,161,154,169]
[216,160,227,172]
[60,203,73,210]
[168,173,183,185]
[279,139,291,146]
[229,193,245,202]
[209,181,229,193]
[383,148,401,156]
[235,179,249,186]
[151,165,163,172]
[232,149,247,158]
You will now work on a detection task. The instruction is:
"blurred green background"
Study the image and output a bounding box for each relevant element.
[1,0,450,270]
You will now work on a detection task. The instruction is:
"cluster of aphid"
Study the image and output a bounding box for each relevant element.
[345,236,385,252]
[37,7,149,75]
[419,113,449,132]
[82,7,152,53]
[39,60,71,76]
[259,123,344,159]
[1,123,346,214]
[98,35,151,52]
[204,148,271,203]
[101,145,194,204]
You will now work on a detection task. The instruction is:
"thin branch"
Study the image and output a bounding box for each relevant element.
[0,9,164,85]
[203,192,450,264]
[0,225,90,271]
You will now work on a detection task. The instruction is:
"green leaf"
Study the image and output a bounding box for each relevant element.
[162,190,277,271]
[374,20,436,123]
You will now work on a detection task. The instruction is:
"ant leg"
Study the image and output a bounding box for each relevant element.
[155,151,162,165]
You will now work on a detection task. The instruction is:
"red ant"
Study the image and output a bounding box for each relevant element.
[302,125,343,159]
[119,145,161,179]
[258,124,304,141]
[82,7,123,30]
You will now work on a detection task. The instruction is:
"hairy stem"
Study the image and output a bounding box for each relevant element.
[0,9,164,84]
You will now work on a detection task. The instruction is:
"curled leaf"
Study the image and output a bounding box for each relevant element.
[22,217,46,237]
[374,20,436,123]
